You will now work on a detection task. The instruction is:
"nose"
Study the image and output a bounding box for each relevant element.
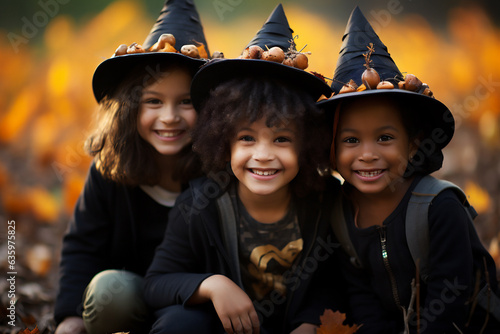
[159,103,180,124]
[359,143,379,162]
[253,141,275,161]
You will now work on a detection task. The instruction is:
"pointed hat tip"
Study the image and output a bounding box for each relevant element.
[244,3,293,50]
[142,0,208,52]
[347,5,370,26]
[266,3,289,26]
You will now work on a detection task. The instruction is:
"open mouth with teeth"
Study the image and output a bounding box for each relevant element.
[356,169,384,178]
[250,169,279,177]
[155,130,185,138]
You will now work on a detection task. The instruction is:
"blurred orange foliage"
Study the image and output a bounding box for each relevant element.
[0,1,499,272]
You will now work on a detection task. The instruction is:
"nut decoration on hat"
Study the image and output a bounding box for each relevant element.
[190,3,332,111]
[92,0,211,103]
[318,6,455,150]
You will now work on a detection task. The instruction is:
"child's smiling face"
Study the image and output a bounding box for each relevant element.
[335,97,416,197]
[137,68,197,156]
[230,117,300,199]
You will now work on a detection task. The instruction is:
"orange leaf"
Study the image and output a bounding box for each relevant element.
[193,40,208,59]
[17,326,39,334]
[159,43,177,53]
[26,187,60,223]
[316,309,361,334]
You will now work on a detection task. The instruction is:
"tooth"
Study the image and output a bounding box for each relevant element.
[253,169,276,176]
[158,130,181,138]
[360,170,381,177]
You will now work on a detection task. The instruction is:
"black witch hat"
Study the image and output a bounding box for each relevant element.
[330,6,402,93]
[92,0,209,103]
[244,3,294,51]
[318,6,454,151]
[190,3,332,111]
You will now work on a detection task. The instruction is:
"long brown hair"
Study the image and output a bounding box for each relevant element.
[86,61,201,186]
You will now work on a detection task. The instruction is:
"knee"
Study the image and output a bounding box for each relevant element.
[83,270,148,334]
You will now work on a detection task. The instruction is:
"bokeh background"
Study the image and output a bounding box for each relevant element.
[1,0,500,332]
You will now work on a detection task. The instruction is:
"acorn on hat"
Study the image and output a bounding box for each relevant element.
[318,6,454,150]
[92,0,210,103]
[190,3,332,111]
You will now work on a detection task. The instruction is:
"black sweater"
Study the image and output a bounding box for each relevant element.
[54,163,172,324]
[144,176,347,333]
[339,176,499,333]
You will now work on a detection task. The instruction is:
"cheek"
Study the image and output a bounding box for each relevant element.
[289,150,300,170]
[229,145,244,168]
[137,109,150,137]
[183,109,198,129]
[335,146,349,166]
[282,147,300,174]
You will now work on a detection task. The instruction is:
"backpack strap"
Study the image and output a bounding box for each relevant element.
[215,192,244,287]
[330,191,363,269]
[406,175,476,283]
[406,176,500,320]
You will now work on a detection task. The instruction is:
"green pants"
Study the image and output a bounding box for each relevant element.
[82,270,150,334]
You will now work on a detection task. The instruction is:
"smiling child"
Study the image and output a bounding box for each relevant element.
[319,6,500,333]
[53,1,209,333]
[144,5,345,334]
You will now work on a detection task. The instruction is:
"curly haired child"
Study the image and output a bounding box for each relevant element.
[144,5,345,334]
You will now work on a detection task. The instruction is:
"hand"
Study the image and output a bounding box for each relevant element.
[290,323,318,334]
[55,317,87,334]
[200,275,260,334]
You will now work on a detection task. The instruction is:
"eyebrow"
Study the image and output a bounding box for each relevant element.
[275,126,296,132]
[339,125,400,134]
[236,127,296,134]
[142,90,190,96]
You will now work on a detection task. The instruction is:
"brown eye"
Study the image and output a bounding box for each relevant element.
[343,137,358,144]
[239,135,254,142]
[378,135,393,142]
[275,137,291,143]
[144,98,162,105]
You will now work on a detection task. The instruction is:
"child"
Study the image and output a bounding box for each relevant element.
[319,6,500,333]
[53,1,210,333]
[144,4,344,334]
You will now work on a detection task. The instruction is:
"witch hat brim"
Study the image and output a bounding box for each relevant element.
[191,59,332,111]
[190,4,332,111]
[318,6,454,149]
[318,89,454,149]
[92,0,209,103]
[92,53,205,103]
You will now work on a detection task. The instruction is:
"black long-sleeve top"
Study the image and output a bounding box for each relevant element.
[54,163,172,324]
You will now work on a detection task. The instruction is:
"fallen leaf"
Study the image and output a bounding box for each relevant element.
[26,244,52,277]
[26,187,60,223]
[316,309,361,334]
[17,326,39,334]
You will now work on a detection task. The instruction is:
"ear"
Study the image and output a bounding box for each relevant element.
[408,140,419,161]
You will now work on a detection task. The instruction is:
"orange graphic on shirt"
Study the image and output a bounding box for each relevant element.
[248,239,303,299]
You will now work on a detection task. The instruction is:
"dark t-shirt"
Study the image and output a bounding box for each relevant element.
[230,186,303,302]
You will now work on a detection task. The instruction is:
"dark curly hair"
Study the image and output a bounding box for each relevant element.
[192,76,331,196]
[85,60,202,186]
